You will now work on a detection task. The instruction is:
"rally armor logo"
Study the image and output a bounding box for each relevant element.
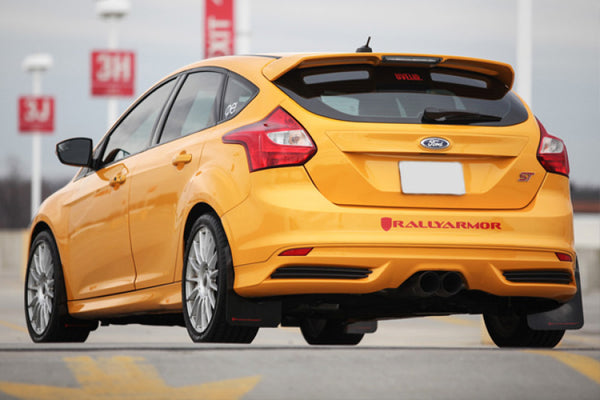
[381,217,392,232]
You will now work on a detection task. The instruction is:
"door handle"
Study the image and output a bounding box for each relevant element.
[109,173,126,187]
[172,152,192,167]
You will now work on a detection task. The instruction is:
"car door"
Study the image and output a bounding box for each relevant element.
[127,70,226,289]
[65,79,177,300]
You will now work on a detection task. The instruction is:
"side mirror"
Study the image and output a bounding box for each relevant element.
[56,138,93,167]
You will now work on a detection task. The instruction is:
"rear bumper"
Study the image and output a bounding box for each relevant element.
[222,167,575,302]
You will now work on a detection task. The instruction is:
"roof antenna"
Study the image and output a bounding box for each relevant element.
[356,36,372,53]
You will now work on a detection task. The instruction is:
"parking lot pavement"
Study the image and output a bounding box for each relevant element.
[1,271,599,348]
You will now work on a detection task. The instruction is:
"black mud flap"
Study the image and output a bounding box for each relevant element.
[226,289,281,327]
[527,259,584,331]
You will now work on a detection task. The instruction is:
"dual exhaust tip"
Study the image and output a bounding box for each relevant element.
[399,271,465,298]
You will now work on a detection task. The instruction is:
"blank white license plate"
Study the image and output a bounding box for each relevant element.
[399,161,465,195]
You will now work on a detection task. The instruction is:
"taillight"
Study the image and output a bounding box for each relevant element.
[536,118,570,177]
[222,107,317,172]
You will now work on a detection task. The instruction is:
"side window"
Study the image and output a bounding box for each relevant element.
[101,79,176,165]
[159,72,224,144]
[221,75,258,121]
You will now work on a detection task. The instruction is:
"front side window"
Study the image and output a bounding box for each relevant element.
[101,79,176,165]
[159,72,224,144]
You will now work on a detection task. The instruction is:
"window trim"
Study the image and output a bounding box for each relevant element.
[152,67,259,146]
[153,67,227,146]
[94,76,181,170]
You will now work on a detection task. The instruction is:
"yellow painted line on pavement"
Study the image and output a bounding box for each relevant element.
[528,350,600,385]
[0,320,27,334]
[0,355,261,400]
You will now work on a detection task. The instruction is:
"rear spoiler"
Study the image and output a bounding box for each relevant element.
[262,53,514,89]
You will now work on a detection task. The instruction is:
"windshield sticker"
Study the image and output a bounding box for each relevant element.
[394,73,423,81]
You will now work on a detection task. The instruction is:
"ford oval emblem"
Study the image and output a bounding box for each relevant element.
[420,137,450,150]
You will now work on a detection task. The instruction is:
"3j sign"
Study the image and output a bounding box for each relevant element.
[18,96,54,133]
[91,50,135,97]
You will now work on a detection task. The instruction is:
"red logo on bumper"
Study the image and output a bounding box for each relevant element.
[381,217,392,231]
[380,218,501,230]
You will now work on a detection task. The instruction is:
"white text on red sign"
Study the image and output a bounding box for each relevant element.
[18,96,54,133]
[91,50,135,97]
[204,0,235,58]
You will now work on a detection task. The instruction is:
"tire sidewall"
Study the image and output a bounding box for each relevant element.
[181,214,230,342]
[24,231,67,342]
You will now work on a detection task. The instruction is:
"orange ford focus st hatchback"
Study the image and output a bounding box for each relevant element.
[25,52,583,347]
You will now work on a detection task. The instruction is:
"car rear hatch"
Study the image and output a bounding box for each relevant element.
[266,54,546,210]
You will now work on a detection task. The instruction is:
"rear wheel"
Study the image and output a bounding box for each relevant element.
[483,313,565,348]
[25,231,94,343]
[182,213,258,343]
[301,318,363,346]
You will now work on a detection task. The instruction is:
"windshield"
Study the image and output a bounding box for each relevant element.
[275,65,528,126]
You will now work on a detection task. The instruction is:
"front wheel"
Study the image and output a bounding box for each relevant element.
[25,231,94,342]
[182,213,258,343]
[483,313,565,348]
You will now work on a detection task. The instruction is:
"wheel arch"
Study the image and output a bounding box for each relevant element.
[174,202,223,283]
[30,221,53,252]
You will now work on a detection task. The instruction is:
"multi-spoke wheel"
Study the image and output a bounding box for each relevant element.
[25,231,95,343]
[483,312,565,348]
[182,214,258,343]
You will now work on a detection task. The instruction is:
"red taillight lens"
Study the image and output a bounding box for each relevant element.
[536,119,570,177]
[222,107,317,172]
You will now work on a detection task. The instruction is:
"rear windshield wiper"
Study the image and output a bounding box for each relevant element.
[421,108,502,124]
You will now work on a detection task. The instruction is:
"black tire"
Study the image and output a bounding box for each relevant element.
[25,231,95,343]
[182,213,258,343]
[483,313,565,348]
[301,318,364,346]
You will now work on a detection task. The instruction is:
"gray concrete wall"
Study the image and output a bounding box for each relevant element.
[0,229,27,280]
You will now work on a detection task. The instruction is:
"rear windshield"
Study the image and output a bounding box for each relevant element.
[275,65,528,126]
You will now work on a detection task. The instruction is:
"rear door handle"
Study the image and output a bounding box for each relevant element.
[172,152,192,167]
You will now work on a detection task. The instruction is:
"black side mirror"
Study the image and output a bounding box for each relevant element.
[56,138,93,167]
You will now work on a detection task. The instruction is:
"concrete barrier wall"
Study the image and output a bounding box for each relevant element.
[1,215,598,291]
[0,229,27,280]
[574,214,600,293]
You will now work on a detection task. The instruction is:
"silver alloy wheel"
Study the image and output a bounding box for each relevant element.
[185,225,219,334]
[26,242,55,335]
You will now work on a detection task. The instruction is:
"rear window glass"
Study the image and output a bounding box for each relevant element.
[275,66,528,126]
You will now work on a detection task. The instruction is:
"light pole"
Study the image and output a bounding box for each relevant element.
[22,53,53,220]
[95,0,130,130]
[236,0,251,54]
[516,0,533,107]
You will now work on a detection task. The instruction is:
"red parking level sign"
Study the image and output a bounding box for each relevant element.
[18,96,54,133]
[91,50,135,96]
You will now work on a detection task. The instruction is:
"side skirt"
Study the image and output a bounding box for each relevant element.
[68,282,182,320]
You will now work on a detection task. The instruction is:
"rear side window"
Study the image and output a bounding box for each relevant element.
[221,74,258,121]
[275,66,528,126]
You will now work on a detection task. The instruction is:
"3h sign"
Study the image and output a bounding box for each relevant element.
[19,96,54,133]
[91,50,135,96]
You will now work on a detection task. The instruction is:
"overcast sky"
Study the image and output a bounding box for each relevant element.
[1,0,599,186]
